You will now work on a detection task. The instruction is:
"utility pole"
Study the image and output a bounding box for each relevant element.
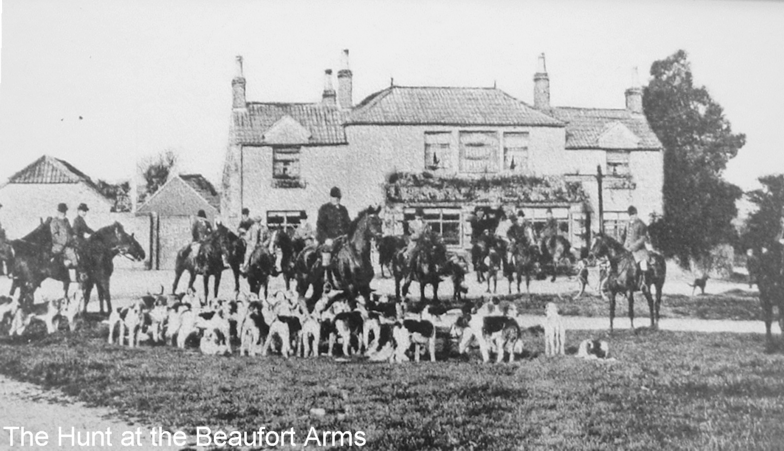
[597,165,604,234]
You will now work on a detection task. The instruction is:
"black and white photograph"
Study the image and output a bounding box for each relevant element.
[0,0,783,449]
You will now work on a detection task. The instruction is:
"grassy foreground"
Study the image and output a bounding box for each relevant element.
[2,321,784,450]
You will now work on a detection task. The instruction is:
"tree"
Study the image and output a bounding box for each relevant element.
[95,180,132,212]
[741,174,784,251]
[138,150,178,201]
[643,50,745,265]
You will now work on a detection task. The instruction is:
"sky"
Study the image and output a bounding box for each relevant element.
[0,0,782,195]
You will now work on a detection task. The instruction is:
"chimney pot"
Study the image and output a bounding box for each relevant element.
[625,67,643,114]
[232,55,247,110]
[533,53,550,109]
[338,49,353,109]
[322,69,337,107]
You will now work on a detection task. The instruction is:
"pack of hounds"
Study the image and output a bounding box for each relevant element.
[0,290,614,363]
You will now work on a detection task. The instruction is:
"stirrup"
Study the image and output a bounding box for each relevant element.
[323,281,333,293]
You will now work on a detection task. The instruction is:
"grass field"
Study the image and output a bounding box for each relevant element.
[2,319,784,450]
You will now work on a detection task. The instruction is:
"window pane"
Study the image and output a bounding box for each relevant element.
[273,147,301,179]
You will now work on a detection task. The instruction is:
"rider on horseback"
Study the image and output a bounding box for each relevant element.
[73,203,94,245]
[293,212,315,247]
[404,208,431,273]
[494,208,513,265]
[621,205,653,285]
[191,210,213,273]
[539,208,559,256]
[507,210,535,248]
[238,208,254,236]
[51,203,79,281]
[240,215,271,275]
[316,187,351,285]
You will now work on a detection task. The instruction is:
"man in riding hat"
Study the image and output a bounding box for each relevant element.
[470,208,489,244]
[494,208,513,264]
[294,212,315,246]
[238,208,253,237]
[507,210,535,247]
[404,208,431,272]
[621,205,651,284]
[72,203,94,245]
[539,208,559,256]
[191,210,213,273]
[51,203,78,281]
[241,216,272,275]
[316,187,351,267]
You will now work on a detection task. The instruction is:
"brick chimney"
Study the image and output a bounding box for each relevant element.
[322,69,337,107]
[337,49,353,109]
[625,67,643,114]
[533,53,550,109]
[232,56,246,110]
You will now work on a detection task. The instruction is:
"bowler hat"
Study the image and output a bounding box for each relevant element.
[628,206,638,215]
[197,209,207,218]
[241,207,250,215]
[57,203,68,213]
[78,203,89,212]
[330,186,342,198]
[517,210,525,218]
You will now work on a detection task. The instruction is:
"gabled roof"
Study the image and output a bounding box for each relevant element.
[232,103,350,146]
[7,155,99,187]
[346,86,564,127]
[547,107,662,150]
[179,174,220,211]
[137,174,220,216]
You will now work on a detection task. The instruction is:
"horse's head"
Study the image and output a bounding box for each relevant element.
[354,205,383,240]
[589,233,611,260]
[103,222,146,262]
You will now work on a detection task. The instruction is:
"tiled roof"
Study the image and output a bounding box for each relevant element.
[179,174,220,211]
[7,155,99,185]
[547,107,662,150]
[232,103,350,145]
[346,86,564,127]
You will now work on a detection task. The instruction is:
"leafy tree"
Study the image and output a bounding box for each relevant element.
[95,180,132,212]
[741,174,784,251]
[643,50,745,265]
[138,150,178,202]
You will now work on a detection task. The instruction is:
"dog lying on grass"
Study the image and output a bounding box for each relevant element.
[576,339,615,361]
[542,302,565,356]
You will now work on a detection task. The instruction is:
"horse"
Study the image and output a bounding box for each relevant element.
[245,229,293,298]
[79,222,146,313]
[377,235,406,278]
[483,246,503,293]
[172,224,239,300]
[471,233,499,283]
[539,235,577,282]
[444,253,470,301]
[589,233,666,331]
[274,230,297,291]
[756,242,784,346]
[505,242,541,295]
[294,206,383,307]
[393,231,449,301]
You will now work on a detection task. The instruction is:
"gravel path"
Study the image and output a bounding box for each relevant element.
[0,376,195,451]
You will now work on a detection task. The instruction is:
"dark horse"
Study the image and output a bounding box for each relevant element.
[294,206,383,308]
[79,223,146,313]
[505,242,542,295]
[0,220,144,311]
[245,229,293,298]
[539,235,577,282]
[377,235,406,278]
[589,233,666,331]
[172,224,239,300]
[756,242,784,346]
[392,231,450,301]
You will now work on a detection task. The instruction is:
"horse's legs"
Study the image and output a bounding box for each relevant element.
[655,282,664,326]
[432,280,439,303]
[83,282,94,313]
[761,294,773,344]
[627,291,635,331]
[213,271,222,299]
[609,292,617,333]
[63,281,70,299]
[394,274,402,301]
[420,281,427,303]
[95,282,107,314]
[202,274,210,303]
[641,284,655,328]
[172,267,185,294]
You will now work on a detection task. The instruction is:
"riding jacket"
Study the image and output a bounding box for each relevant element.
[622,217,650,262]
[541,217,559,240]
[73,215,94,240]
[192,217,213,242]
[293,222,315,243]
[50,216,73,254]
[238,217,254,235]
[507,221,534,246]
[316,202,351,244]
